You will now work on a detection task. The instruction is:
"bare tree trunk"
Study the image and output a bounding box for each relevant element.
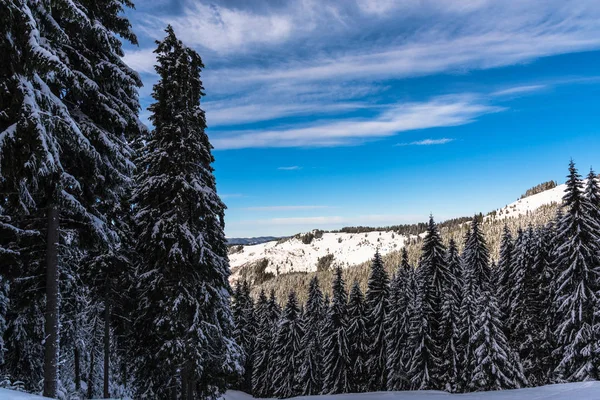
[88,317,99,399]
[74,345,81,391]
[103,289,111,398]
[43,204,59,398]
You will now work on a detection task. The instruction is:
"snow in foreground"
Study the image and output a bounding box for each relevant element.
[223,381,600,400]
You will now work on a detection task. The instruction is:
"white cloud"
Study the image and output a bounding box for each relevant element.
[491,85,548,96]
[122,49,157,75]
[136,2,293,54]
[220,193,245,199]
[396,138,455,146]
[237,214,426,226]
[277,166,302,170]
[212,96,501,149]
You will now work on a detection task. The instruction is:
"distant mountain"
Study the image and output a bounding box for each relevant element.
[227,236,285,246]
[228,179,566,290]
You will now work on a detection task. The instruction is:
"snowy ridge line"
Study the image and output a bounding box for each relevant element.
[486,183,566,221]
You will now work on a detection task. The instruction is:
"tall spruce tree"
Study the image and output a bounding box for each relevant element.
[231,280,255,393]
[297,277,325,396]
[132,26,241,399]
[439,239,462,392]
[322,267,350,395]
[386,248,413,391]
[458,217,492,390]
[468,287,526,392]
[272,292,304,399]
[1,1,143,395]
[407,216,447,390]
[365,251,390,391]
[553,161,600,382]
[497,225,515,324]
[252,290,275,398]
[347,281,369,393]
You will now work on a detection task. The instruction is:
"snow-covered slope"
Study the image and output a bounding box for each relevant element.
[223,381,600,400]
[230,230,411,279]
[230,182,567,280]
[488,183,566,221]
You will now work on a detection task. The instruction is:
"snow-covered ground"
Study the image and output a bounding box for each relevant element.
[487,183,565,221]
[230,231,411,278]
[0,389,49,400]
[223,382,600,400]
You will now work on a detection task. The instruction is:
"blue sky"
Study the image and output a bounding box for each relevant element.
[123,0,600,238]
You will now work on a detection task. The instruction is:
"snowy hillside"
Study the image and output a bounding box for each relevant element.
[223,382,600,400]
[230,182,567,280]
[230,230,411,279]
[488,183,566,221]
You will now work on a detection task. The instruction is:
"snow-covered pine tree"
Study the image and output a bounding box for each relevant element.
[347,281,369,393]
[322,267,351,395]
[468,287,526,392]
[251,290,271,398]
[458,217,492,390]
[132,26,241,399]
[508,225,552,385]
[365,251,390,391]
[272,292,304,399]
[386,248,413,391]
[407,216,447,390]
[231,280,255,393]
[497,225,514,325]
[585,168,600,224]
[529,224,557,385]
[439,239,462,392]
[297,277,325,396]
[553,161,600,382]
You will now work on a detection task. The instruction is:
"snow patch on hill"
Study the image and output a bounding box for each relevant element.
[229,230,411,279]
[487,183,566,221]
[223,381,600,400]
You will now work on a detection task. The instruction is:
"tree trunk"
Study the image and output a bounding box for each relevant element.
[88,317,99,399]
[88,342,96,399]
[74,345,81,391]
[104,289,111,398]
[43,204,59,398]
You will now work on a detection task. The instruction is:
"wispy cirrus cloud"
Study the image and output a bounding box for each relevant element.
[277,166,302,171]
[396,138,455,147]
[125,0,600,150]
[212,96,501,149]
[492,85,548,97]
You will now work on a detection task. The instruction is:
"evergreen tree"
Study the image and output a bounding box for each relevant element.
[297,277,325,396]
[132,26,241,399]
[0,273,7,368]
[407,216,447,390]
[347,281,369,393]
[252,290,273,398]
[497,225,514,324]
[468,288,526,392]
[365,251,390,391]
[272,292,304,399]
[553,161,600,382]
[232,280,255,392]
[458,217,491,390]
[386,248,413,391]
[439,239,462,392]
[322,267,350,394]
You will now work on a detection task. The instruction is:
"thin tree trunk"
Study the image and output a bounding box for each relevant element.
[43,204,59,398]
[74,345,81,391]
[88,317,99,399]
[104,289,111,398]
